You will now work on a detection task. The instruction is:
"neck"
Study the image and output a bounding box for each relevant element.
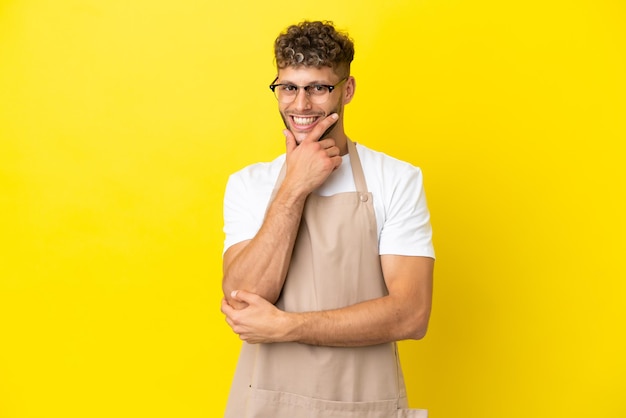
[336,134,350,156]
[324,121,349,156]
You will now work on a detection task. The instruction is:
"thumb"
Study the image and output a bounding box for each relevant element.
[230,289,258,305]
[284,129,297,154]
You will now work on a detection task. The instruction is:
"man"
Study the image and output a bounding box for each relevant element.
[220,20,434,418]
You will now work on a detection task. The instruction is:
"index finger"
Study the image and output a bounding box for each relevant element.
[302,113,339,144]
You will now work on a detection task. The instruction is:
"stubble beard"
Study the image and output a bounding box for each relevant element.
[280,106,341,143]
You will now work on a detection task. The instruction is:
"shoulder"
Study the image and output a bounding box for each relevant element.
[229,154,285,182]
[355,143,423,184]
[223,154,286,253]
[355,144,434,258]
[226,154,285,193]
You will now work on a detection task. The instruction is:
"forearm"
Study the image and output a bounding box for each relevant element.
[284,294,430,347]
[222,183,307,306]
[223,119,343,309]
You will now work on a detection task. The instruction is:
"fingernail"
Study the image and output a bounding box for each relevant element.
[331,113,338,120]
[231,290,238,298]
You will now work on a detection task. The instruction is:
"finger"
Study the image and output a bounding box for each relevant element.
[284,129,297,154]
[220,298,231,315]
[301,113,339,144]
[224,315,234,328]
[318,139,339,155]
[221,299,239,323]
[317,138,336,149]
[231,289,259,305]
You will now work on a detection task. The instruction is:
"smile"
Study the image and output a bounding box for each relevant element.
[291,115,320,128]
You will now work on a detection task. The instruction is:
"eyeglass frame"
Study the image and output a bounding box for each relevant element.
[269,77,348,104]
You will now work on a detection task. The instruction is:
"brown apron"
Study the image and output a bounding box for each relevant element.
[225,141,428,418]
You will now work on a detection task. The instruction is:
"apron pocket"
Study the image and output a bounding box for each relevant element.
[397,408,429,418]
[249,388,423,418]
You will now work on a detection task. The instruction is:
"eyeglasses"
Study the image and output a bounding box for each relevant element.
[269,77,347,104]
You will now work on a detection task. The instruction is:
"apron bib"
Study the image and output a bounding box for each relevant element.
[225,141,427,418]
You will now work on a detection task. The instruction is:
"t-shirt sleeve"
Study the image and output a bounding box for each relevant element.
[222,171,268,254]
[378,165,435,258]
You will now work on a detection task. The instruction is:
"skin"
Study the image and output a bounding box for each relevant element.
[221,65,434,347]
[277,66,352,151]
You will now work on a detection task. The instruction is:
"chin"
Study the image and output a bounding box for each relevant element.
[294,134,307,144]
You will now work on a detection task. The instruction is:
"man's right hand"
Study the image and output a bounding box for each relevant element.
[282,113,342,195]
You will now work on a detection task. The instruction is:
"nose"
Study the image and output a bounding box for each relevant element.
[292,87,312,111]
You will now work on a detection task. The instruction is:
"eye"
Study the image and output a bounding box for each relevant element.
[309,85,329,94]
[281,84,298,92]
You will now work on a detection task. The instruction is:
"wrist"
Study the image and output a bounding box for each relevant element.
[278,177,311,202]
[280,311,305,343]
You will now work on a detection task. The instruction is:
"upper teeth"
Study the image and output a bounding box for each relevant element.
[293,116,316,125]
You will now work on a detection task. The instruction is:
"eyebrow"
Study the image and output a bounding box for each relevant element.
[278,79,332,85]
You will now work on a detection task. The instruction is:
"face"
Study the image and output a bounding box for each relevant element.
[276,66,352,144]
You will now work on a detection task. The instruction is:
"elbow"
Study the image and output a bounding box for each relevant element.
[222,273,235,298]
[222,273,280,306]
[222,275,240,308]
[401,311,430,341]
[221,270,245,299]
[410,323,428,340]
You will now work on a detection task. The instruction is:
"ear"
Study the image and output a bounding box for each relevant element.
[343,76,356,104]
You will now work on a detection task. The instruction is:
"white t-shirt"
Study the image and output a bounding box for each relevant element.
[223,143,435,258]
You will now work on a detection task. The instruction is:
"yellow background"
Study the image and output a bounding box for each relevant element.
[1,0,624,417]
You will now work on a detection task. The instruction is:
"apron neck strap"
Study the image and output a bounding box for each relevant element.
[346,140,368,193]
